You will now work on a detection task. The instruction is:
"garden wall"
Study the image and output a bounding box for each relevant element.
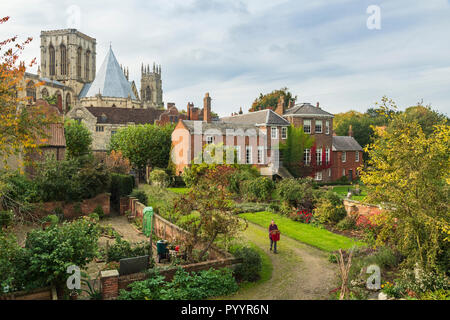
[127,197,231,260]
[100,257,243,299]
[36,193,111,219]
[343,199,384,217]
[0,286,57,300]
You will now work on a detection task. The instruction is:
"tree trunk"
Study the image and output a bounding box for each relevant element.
[198,230,218,261]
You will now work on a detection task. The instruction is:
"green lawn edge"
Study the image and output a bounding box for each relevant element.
[240,211,365,252]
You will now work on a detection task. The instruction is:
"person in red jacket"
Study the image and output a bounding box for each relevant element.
[269,220,279,254]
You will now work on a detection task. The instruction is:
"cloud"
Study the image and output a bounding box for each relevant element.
[1,0,449,116]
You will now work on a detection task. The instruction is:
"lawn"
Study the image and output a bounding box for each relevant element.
[167,187,190,195]
[331,185,367,202]
[240,211,365,252]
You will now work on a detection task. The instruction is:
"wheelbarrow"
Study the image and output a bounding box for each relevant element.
[156,240,170,263]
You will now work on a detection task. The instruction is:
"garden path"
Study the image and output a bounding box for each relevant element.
[227,222,338,300]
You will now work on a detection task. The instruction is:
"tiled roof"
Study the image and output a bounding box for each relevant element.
[332,136,363,151]
[86,107,164,125]
[181,120,257,133]
[284,103,334,117]
[80,47,137,100]
[42,123,66,147]
[220,109,289,126]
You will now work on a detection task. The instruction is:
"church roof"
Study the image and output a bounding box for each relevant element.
[80,47,137,100]
[85,107,163,125]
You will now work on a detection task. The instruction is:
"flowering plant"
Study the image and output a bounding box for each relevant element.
[295,208,313,224]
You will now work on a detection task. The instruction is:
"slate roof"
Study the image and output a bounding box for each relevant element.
[332,136,363,151]
[220,109,289,126]
[86,107,164,125]
[181,120,258,134]
[284,103,334,117]
[80,47,137,100]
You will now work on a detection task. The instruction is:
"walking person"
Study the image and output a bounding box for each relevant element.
[269,219,280,254]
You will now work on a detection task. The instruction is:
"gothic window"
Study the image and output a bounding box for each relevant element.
[60,44,67,75]
[85,50,90,80]
[26,81,36,102]
[77,47,82,78]
[41,88,49,98]
[66,93,71,111]
[145,86,152,102]
[49,45,55,76]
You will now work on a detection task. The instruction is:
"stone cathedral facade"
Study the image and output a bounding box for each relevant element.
[20,28,164,113]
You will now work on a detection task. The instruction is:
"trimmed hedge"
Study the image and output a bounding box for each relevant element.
[110,173,135,207]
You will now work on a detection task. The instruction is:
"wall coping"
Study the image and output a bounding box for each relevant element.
[101,270,119,278]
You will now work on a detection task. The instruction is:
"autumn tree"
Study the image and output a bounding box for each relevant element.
[360,99,450,273]
[249,87,296,112]
[0,16,55,166]
[174,167,247,261]
[105,150,131,174]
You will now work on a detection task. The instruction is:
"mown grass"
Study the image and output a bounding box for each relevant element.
[167,187,190,195]
[240,211,365,252]
[332,185,367,202]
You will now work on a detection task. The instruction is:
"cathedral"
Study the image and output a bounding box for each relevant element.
[21,28,163,111]
[19,28,186,153]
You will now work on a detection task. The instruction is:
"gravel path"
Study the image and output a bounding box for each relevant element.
[228,222,338,300]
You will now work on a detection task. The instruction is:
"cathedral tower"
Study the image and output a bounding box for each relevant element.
[140,62,163,108]
[40,29,96,97]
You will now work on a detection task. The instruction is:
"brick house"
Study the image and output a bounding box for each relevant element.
[172,93,290,176]
[331,134,363,182]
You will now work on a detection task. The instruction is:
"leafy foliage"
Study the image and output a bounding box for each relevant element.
[280,125,315,177]
[249,87,296,112]
[313,191,347,224]
[360,99,450,273]
[241,177,275,202]
[149,168,169,187]
[64,120,92,158]
[232,247,262,282]
[109,124,174,172]
[276,177,317,211]
[109,173,135,207]
[106,237,150,262]
[105,150,131,174]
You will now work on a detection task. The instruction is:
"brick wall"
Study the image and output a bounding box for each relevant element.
[36,193,110,219]
[331,150,363,181]
[343,199,384,217]
[0,286,56,300]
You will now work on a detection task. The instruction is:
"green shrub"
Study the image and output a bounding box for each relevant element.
[53,207,65,222]
[228,167,259,194]
[106,238,150,262]
[118,271,166,300]
[267,202,280,213]
[313,191,347,224]
[130,190,148,206]
[110,173,135,206]
[276,178,316,210]
[233,202,268,214]
[336,215,357,231]
[241,177,275,202]
[0,210,14,228]
[42,214,59,226]
[232,247,262,282]
[93,205,105,219]
[149,168,169,187]
[88,212,100,222]
[418,289,450,300]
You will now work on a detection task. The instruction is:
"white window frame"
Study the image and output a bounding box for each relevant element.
[257,146,264,164]
[315,120,323,133]
[355,151,360,162]
[281,127,287,139]
[96,125,104,132]
[342,151,347,163]
[315,171,323,181]
[246,146,252,164]
[325,147,330,164]
[328,168,332,177]
[326,121,330,135]
[316,148,322,165]
[271,127,278,139]
[304,148,311,165]
[235,146,241,164]
[303,120,311,134]
[206,136,213,144]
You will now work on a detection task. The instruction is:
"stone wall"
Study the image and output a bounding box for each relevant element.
[36,193,110,219]
[343,199,384,217]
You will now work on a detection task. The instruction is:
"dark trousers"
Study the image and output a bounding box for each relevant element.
[270,238,277,252]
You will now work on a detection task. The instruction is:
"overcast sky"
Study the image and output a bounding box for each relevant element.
[2,0,449,116]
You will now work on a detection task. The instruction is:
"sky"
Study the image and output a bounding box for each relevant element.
[1,0,449,117]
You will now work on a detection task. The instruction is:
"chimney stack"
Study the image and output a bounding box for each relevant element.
[275,95,285,116]
[203,92,211,123]
[316,102,320,108]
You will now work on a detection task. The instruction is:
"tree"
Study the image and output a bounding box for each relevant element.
[64,119,92,158]
[174,168,247,261]
[249,87,296,112]
[280,125,315,177]
[0,16,56,166]
[360,102,450,273]
[403,104,449,136]
[105,150,131,174]
[109,124,174,175]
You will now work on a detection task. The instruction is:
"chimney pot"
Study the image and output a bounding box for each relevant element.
[317,102,320,108]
